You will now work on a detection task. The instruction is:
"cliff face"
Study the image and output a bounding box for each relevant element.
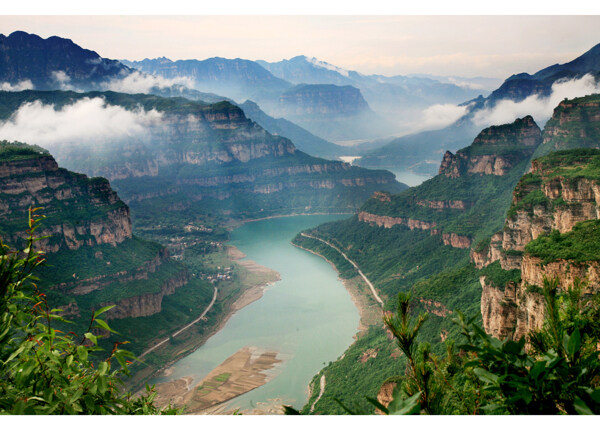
[534,94,600,158]
[439,116,542,178]
[474,149,600,339]
[356,116,542,252]
[0,91,403,216]
[0,148,132,253]
[278,84,370,117]
[0,142,192,326]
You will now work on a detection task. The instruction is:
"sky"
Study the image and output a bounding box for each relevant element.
[1,14,600,78]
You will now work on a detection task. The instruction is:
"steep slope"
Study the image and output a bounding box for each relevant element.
[0,141,214,354]
[291,116,542,413]
[122,56,292,106]
[0,91,405,227]
[472,149,600,339]
[357,43,600,173]
[276,83,387,141]
[487,43,600,106]
[239,100,351,159]
[0,31,129,90]
[533,93,600,158]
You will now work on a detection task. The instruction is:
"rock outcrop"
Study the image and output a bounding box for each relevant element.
[0,142,192,323]
[474,149,600,339]
[439,116,542,178]
[0,144,132,253]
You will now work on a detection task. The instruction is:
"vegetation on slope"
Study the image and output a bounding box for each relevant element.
[0,212,178,414]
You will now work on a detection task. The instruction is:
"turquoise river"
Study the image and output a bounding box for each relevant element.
[151,214,360,412]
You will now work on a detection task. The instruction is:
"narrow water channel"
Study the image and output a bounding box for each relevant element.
[151,214,359,412]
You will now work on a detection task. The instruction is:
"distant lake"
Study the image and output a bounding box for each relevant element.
[150,214,358,412]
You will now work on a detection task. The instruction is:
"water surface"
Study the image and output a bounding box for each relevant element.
[151,214,359,412]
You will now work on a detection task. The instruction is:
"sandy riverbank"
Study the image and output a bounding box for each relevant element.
[135,245,281,398]
[152,346,284,413]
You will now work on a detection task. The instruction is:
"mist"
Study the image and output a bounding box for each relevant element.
[0,97,163,150]
[1,80,34,91]
[472,74,600,128]
[102,71,194,94]
[419,103,470,131]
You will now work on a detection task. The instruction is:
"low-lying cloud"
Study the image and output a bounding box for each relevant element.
[0,97,163,150]
[419,103,470,130]
[1,80,34,91]
[103,71,194,94]
[472,74,600,128]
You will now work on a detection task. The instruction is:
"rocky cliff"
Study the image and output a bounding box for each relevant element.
[278,84,370,116]
[0,141,194,328]
[474,149,600,339]
[0,142,132,253]
[439,116,542,178]
[534,94,600,158]
[0,91,404,220]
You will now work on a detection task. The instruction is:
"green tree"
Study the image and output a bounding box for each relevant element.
[0,209,179,415]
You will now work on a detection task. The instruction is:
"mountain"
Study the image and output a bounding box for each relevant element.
[356,43,600,174]
[121,56,292,106]
[474,149,600,340]
[486,43,600,106]
[0,91,406,227]
[291,115,543,414]
[0,31,130,90]
[0,141,214,359]
[256,55,356,86]
[274,83,389,141]
[293,93,600,414]
[239,100,351,159]
[258,55,487,109]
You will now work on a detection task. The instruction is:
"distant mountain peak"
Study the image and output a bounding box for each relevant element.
[305,56,350,77]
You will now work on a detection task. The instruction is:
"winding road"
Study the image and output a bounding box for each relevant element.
[300,233,384,307]
[139,287,218,359]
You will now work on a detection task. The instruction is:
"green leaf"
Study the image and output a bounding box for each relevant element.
[93,305,116,319]
[76,345,88,362]
[98,375,108,394]
[365,397,389,415]
[94,318,118,334]
[84,332,98,346]
[98,361,108,376]
[567,329,581,360]
[574,397,594,415]
[387,391,421,415]
[473,367,499,385]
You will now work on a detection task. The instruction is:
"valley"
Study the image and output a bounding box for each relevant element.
[2,20,600,416]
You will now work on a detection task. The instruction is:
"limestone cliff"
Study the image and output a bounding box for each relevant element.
[0,142,192,325]
[474,149,600,339]
[0,143,131,253]
[439,116,541,178]
[534,94,600,158]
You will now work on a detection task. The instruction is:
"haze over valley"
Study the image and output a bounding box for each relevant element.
[2,15,600,416]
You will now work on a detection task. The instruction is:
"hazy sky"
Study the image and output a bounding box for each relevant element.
[1,15,600,78]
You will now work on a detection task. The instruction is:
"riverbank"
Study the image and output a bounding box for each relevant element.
[137,214,358,413]
[229,212,354,228]
[132,245,280,397]
[152,346,284,413]
[291,241,383,337]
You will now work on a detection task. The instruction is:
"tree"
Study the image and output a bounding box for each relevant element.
[0,209,179,415]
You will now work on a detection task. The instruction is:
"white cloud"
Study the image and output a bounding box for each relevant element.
[0,97,163,150]
[0,80,34,91]
[419,103,470,130]
[102,71,193,94]
[472,74,600,128]
[51,70,74,90]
